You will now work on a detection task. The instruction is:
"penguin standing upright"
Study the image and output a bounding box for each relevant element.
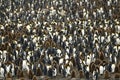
[22,60,29,72]
[111,63,115,73]
[93,69,99,80]
[52,67,57,77]
[0,66,5,78]
[85,71,89,80]
[48,67,53,78]
[99,64,104,75]
[86,55,91,66]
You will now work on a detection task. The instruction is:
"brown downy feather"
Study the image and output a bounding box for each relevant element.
[44,78,49,80]
[71,70,76,78]
[79,70,84,78]
[95,59,102,65]
[79,53,85,61]
[1,44,5,50]
[32,75,38,80]
[20,78,25,80]
[115,65,119,73]
[6,78,12,80]
[71,56,76,67]
[95,65,100,73]
[6,72,12,80]
[99,51,104,60]
[52,60,57,68]
[36,68,42,76]
[6,72,12,78]
[90,62,96,73]
[28,69,34,79]
[17,69,21,78]
[102,60,108,66]
[20,71,24,78]
[104,70,110,79]
[114,73,120,78]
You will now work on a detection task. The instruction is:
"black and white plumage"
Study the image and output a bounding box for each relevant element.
[65,65,71,77]
[22,60,29,72]
[99,65,105,75]
[0,67,5,78]
[11,63,15,77]
[111,63,115,73]
[52,67,57,77]
[86,55,91,66]
[6,64,11,73]
[0,0,120,79]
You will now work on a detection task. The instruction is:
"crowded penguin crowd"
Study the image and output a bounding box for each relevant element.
[0,0,120,80]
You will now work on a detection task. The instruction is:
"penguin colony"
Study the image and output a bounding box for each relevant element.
[0,0,120,80]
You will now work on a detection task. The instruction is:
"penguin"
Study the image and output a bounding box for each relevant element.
[85,71,89,80]
[79,70,84,78]
[28,69,34,79]
[22,60,29,72]
[69,57,75,67]
[57,49,62,57]
[99,51,104,60]
[2,50,7,62]
[43,64,47,75]
[86,65,90,72]
[52,67,57,77]
[65,53,69,60]
[59,64,63,74]
[71,70,76,78]
[59,58,64,65]
[58,8,66,16]
[114,73,120,78]
[6,64,11,73]
[99,65,104,75]
[5,72,12,80]
[36,68,42,76]
[32,75,38,80]
[26,24,31,32]
[114,65,119,73]
[93,69,99,80]
[116,38,120,45]
[103,70,110,79]
[111,63,115,73]
[86,55,91,66]
[48,67,53,78]
[50,7,56,16]
[90,62,96,73]
[27,53,31,63]
[68,35,72,43]
[62,67,66,77]
[0,66,5,78]
[11,63,15,77]
[19,70,25,79]
[65,65,71,77]
[17,69,21,78]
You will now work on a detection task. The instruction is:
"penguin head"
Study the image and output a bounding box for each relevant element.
[87,56,90,59]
